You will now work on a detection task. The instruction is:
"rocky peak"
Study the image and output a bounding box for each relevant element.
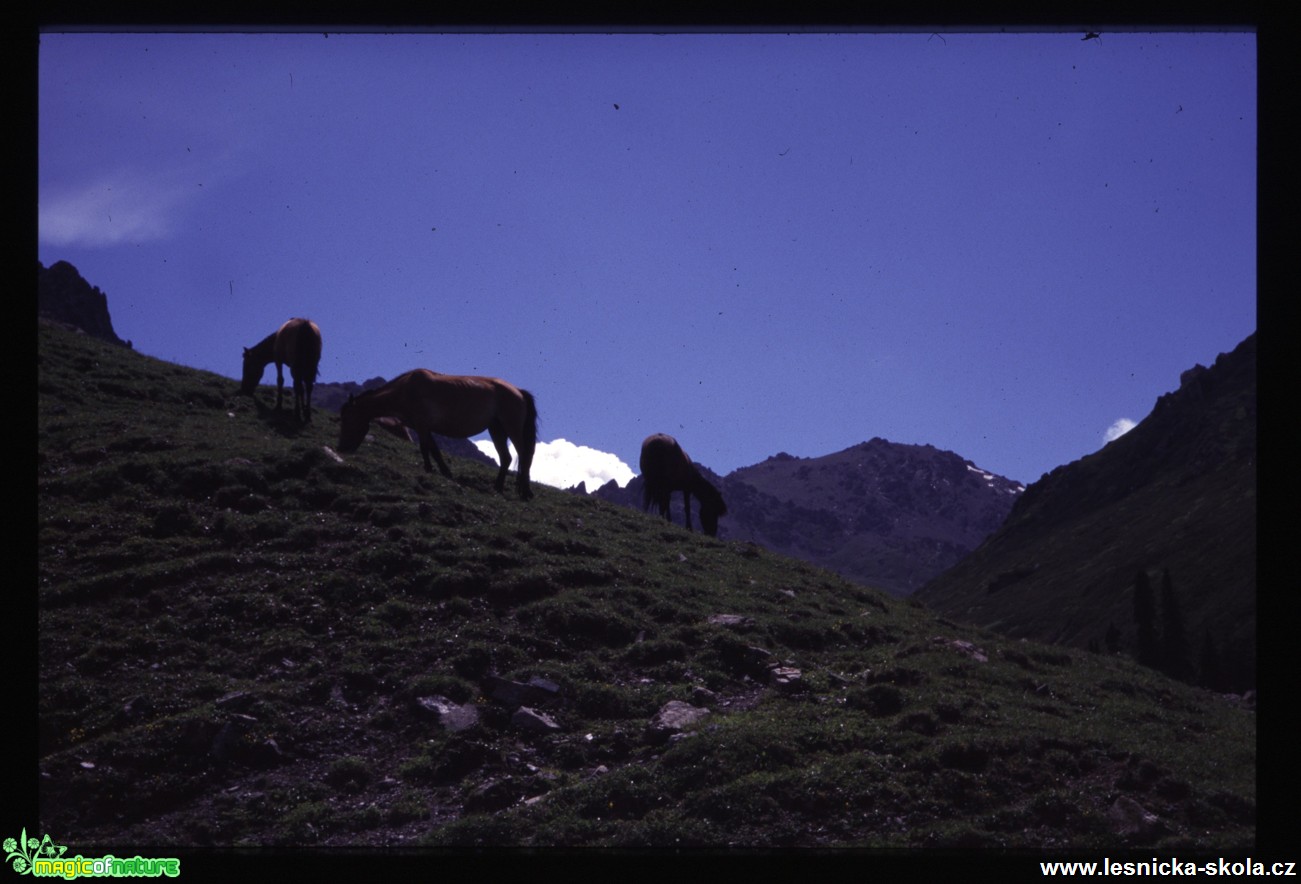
[38,261,131,348]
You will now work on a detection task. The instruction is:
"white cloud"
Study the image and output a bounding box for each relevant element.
[39,171,194,248]
[1104,418,1137,443]
[474,437,635,492]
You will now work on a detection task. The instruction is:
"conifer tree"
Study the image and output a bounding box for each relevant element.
[1132,570,1160,668]
[1198,629,1223,691]
[1159,569,1192,681]
[1104,621,1122,654]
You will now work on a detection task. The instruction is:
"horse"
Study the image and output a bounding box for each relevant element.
[239,318,323,423]
[640,433,727,537]
[337,369,539,500]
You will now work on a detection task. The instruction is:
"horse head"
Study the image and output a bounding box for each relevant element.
[336,394,369,452]
[698,488,728,537]
[237,346,262,395]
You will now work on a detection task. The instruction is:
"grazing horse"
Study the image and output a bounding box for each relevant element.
[239,318,323,423]
[640,433,727,537]
[337,369,539,500]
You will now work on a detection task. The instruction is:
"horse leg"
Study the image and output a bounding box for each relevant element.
[683,490,694,532]
[656,492,671,522]
[289,371,303,422]
[487,422,513,492]
[275,363,286,412]
[509,426,535,500]
[420,433,454,477]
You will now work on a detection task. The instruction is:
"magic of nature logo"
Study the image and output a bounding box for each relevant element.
[4,830,179,878]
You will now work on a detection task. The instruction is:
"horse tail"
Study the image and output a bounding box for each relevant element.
[297,320,322,377]
[520,389,539,454]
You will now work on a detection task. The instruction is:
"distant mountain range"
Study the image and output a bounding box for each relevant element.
[916,333,1256,690]
[589,441,1023,597]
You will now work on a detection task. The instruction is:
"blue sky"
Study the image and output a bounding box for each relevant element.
[38,30,1256,490]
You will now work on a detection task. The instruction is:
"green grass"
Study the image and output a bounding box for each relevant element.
[38,321,1255,849]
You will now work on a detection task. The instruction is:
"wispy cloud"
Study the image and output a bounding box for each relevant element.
[39,170,197,248]
[475,438,635,492]
[1104,418,1137,443]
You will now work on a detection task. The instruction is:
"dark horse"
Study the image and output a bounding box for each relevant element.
[640,433,727,537]
[337,369,539,500]
[239,318,323,423]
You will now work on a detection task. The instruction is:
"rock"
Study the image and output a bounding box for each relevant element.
[1108,796,1165,840]
[38,261,130,347]
[464,777,524,813]
[768,666,803,690]
[512,706,561,733]
[933,636,988,663]
[707,614,753,627]
[415,695,480,732]
[645,700,711,743]
[484,675,561,707]
[691,686,719,706]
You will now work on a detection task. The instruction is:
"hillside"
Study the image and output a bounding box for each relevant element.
[593,440,1022,597]
[35,317,1258,850]
[917,334,1256,691]
[37,258,1020,600]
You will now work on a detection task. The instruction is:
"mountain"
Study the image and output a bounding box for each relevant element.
[38,260,132,347]
[593,440,1023,597]
[916,334,1256,691]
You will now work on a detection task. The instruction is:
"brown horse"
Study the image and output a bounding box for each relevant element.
[640,433,727,537]
[239,318,323,423]
[337,369,539,499]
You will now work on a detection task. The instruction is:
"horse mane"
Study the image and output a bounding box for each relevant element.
[249,331,277,360]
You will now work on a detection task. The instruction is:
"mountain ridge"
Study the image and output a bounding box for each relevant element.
[591,438,1023,597]
[916,333,1256,690]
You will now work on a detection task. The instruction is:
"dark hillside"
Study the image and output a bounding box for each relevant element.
[38,319,1256,850]
[918,334,1256,690]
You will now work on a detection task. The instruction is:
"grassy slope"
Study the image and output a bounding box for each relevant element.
[37,321,1255,849]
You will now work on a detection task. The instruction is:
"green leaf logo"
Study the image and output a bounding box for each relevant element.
[4,830,67,876]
